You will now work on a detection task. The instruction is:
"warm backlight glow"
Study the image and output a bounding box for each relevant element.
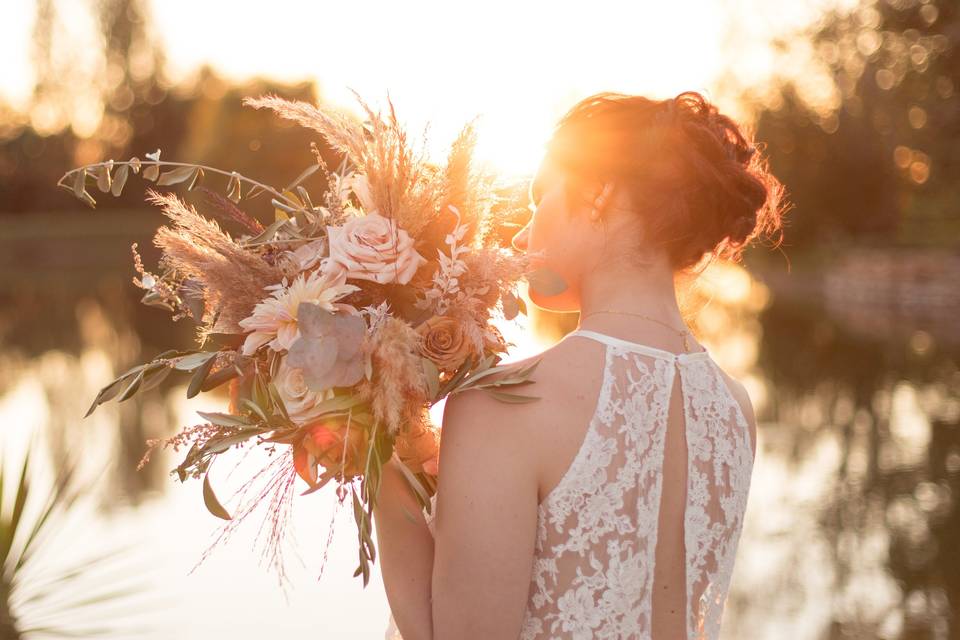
[0,0,843,177]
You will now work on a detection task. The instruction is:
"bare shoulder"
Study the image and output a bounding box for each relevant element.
[435,355,551,504]
[439,336,604,479]
[441,351,556,443]
[443,336,591,423]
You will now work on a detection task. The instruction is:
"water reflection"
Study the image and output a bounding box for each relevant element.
[1,217,957,637]
[719,265,959,640]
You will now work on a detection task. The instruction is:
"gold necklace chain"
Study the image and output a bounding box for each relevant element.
[580,310,692,352]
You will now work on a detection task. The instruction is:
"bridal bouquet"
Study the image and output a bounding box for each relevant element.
[58,92,552,585]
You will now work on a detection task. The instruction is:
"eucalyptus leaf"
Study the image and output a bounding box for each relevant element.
[271,198,298,216]
[85,372,137,418]
[437,355,474,397]
[516,358,543,379]
[117,370,145,402]
[284,163,321,192]
[226,171,242,203]
[262,429,303,445]
[287,304,366,391]
[138,364,172,393]
[187,167,204,190]
[392,457,432,515]
[196,411,252,427]
[298,469,337,496]
[266,382,290,422]
[202,430,263,455]
[157,165,198,186]
[296,185,314,210]
[179,282,205,321]
[421,358,440,400]
[71,170,96,207]
[140,289,174,311]
[309,393,364,416]
[252,373,270,410]
[170,352,215,371]
[202,473,232,520]
[110,163,129,196]
[244,218,287,245]
[142,163,160,182]
[72,170,86,199]
[240,398,269,423]
[186,354,217,399]
[96,161,113,193]
[199,363,241,393]
[484,389,541,404]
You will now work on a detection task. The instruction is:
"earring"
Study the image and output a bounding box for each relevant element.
[591,194,605,222]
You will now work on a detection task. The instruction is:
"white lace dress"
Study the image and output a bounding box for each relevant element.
[385,329,755,640]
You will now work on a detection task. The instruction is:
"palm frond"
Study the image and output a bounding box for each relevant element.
[0,439,152,638]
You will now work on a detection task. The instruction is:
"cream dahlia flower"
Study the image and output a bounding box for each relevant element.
[238,268,359,356]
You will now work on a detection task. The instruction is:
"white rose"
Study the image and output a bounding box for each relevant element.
[274,356,334,425]
[326,212,426,285]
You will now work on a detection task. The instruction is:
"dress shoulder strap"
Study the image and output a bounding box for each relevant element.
[566,329,711,364]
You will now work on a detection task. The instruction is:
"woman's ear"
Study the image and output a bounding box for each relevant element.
[587,180,617,221]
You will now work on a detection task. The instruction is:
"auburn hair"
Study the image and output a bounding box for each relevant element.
[545,91,787,271]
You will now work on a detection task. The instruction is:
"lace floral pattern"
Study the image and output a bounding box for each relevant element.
[386,331,754,640]
[519,333,754,640]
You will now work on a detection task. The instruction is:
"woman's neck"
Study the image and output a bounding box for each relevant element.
[576,258,687,334]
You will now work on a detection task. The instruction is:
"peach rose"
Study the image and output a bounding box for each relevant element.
[416,315,474,372]
[326,212,426,285]
[394,422,440,477]
[292,419,370,488]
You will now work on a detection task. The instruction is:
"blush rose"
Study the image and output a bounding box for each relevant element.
[326,212,426,285]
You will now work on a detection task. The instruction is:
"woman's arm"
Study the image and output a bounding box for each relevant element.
[373,390,541,640]
[374,455,436,640]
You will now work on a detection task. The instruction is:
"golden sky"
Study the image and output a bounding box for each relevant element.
[0,0,847,176]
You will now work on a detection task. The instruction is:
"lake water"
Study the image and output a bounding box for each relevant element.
[1,212,956,639]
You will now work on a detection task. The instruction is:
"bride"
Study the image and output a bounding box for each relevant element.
[373,90,786,640]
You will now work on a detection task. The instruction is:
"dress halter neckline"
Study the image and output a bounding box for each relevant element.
[566,329,711,363]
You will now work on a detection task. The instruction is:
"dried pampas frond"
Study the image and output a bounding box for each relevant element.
[195,186,265,235]
[441,120,495,244]
[357,316,428,435]
[349,91,444,236]
[246,91,445,237]
[147,189,282,336]
[242,94,367,170]
[460,247,529,309]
